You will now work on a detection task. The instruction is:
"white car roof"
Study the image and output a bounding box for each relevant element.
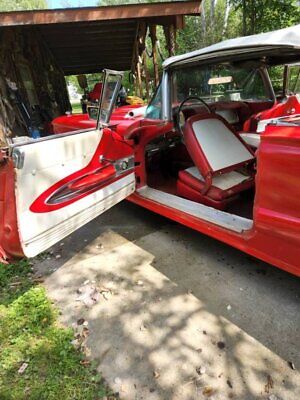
[163,24,300,69]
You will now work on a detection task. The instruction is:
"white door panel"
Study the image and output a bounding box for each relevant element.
[19,174,135,257]
[13,129,135,257]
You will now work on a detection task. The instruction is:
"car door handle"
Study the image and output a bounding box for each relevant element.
[67,165,116,191]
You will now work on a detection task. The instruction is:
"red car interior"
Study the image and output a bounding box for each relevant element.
[177,113,255,209]
[243,95,300,132]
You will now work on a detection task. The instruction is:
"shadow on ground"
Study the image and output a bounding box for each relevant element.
[35,200,300,400]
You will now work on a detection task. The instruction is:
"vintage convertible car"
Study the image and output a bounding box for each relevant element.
[1,25,300,276]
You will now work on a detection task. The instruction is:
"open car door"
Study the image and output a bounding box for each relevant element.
[0,70,135,259]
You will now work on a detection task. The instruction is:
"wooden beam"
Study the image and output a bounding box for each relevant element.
[0,1,201,27]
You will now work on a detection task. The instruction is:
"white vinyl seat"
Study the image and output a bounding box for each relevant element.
[177,113,255,209]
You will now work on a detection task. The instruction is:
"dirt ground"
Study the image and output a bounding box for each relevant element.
[34,201,300,400]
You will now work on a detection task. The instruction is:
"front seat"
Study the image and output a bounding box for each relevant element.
[177,113,255,210]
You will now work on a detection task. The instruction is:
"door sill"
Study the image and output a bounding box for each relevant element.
[137,186,253,233]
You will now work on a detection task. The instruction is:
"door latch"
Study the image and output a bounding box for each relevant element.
[12,149,25,169]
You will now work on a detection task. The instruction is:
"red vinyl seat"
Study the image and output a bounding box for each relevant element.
[177,113,255,210]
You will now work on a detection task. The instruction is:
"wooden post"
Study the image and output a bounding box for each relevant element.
[135,43,143,98]
[150,25,159,87]
[142,51,150,101]
[164,24,176,57]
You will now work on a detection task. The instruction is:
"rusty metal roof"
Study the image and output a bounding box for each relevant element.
[0,1,201,75]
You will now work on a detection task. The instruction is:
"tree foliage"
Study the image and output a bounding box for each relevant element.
[0,0,47,12]
[230,0,300,35]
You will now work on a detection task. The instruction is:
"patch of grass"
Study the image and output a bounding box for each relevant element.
[71,102,83,114]
[0,260,115,400]
[0,259,34,305]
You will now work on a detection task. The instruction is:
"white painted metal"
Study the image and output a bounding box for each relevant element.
[138,186,253,233]
[125,106,147,118]
[163,24,300,69]
[14,129,135,257]
[215,109,239,124]
[184,166,250,190]
[240,133,261,148]
[192,118,254,171]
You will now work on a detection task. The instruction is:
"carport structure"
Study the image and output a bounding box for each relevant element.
[0,2,201,144]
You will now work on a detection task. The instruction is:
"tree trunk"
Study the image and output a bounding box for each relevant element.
[222,0,230,38]
[242,0,247,36]
[201,0,206,37]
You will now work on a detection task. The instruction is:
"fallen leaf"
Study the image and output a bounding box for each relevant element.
[32,277,45,283]
[288,361,296,370]
[76,285,100,307]
[226,379,233,389]
[99,286,111,293]
[196,366,206,375]
[202,386,214,397]
[80,359,90,366]
[153,370,160,379]
[18,363,28,374]
[264,375,274,393]
[82,327,89,338]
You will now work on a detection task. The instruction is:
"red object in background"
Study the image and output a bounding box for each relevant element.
[51,105,141,134]
[243,95,300,131]
[88,82,103,102]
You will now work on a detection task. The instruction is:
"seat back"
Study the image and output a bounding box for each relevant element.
[184,113,254,177]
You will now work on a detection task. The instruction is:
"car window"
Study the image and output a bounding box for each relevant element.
[145,84,162,120]
[287,65,300,94]
[268,65,285,96]
[172,63,272,105]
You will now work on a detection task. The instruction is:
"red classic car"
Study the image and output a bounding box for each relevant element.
[51,104,145,134]
[1,26,300,277]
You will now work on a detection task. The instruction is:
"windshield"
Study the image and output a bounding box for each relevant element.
[287,65,300,94]
[172,63,272,105]
[145,84,162,120]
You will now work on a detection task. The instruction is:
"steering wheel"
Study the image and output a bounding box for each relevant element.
[176,95,212,136]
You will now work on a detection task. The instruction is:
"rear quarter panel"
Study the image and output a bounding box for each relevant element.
[254,125,300,274]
